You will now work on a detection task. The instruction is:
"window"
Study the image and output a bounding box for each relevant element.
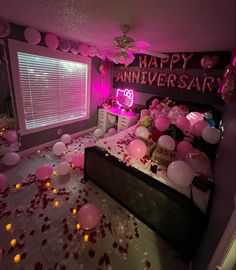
[8,39,91,135]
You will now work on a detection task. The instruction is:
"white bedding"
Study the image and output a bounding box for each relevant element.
[96,125,211,213]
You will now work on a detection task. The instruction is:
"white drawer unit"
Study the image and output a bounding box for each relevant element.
[98,108,139,133]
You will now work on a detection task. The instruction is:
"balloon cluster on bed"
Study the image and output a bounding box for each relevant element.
[127,98,221,187]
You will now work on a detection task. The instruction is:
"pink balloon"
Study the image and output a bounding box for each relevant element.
[127,139,147,159]
[5,130,17,143]
[70,41,80,54]
[24,27,41,45]
[79,44,89,56]
[59,39,71,52]
[45,33,59,49]
[192,120,210,137]
[176,141,194,160]
[77,203,100,230]
[71,152,84,169]
[175,116,190,132]
[155,115,170,132]
[186,112,203,127]
[35,164,53,180]
[107,128,117,136]
[0,19,11,38]
[2,152,20,166]
[0,173,7,187]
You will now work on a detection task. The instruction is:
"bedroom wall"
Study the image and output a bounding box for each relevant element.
[192,101,236,270]
[112,52,231,110]
[0,22,111,150]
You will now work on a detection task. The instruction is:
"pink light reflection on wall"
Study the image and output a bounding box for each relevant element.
[116,88,134,108]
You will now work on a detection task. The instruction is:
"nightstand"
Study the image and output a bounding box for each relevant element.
[98,108,139,133]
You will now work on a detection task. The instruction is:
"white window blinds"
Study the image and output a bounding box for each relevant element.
[17,52,88,131]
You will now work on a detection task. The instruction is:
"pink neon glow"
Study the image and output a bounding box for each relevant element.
[116,88,134,107]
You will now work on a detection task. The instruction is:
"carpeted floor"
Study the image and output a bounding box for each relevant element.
[0,132,188,270]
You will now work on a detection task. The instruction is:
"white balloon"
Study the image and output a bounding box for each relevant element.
[158,135,176,151]
[60,134,71,144]
[2,152,20,166]
[135,126,149,139]
[167,161,194,186]
[94,128,103,138]
[52,142,66,156]
[201,126,221,144]
[58,161,71,175]
[107,128,117,136]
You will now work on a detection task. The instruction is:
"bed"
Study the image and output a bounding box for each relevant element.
[84,96,221,260]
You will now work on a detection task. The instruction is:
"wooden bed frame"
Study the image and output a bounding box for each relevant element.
[84,96,221,260]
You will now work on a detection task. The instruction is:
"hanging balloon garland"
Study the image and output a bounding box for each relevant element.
[0,19,11,38]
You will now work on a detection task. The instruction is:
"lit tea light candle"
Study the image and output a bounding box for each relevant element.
[10,239,17,247]
[83,234,89,242]
[54,201,59,208]
[63,151,67,155]
[71,164,75,169]
[76,223,81,230]
[13,254,21,263]
[45,182,50,188]
[52,188,57,195]
[0,132,3,136]
[15,183,21,190]
[37,149,41,154]
[52,170,57,176]
[6,223,12,232]
[72,208,77,215]
[74,149,78,153]
[67,145,71,149]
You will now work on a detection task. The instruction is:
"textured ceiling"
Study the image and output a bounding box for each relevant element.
[0,0,235,52]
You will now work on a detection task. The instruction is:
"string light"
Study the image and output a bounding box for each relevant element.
[6,223,12,232]
[52,170,57,176]
[52,188,57,195]
[45,182,50,188]
[83,234,89,242]
[13,254,21,263]
[72,208,77,215]
[76,223,81,230]
[54,201,59,208]
[10,239,17,247]
[15,183,21,190]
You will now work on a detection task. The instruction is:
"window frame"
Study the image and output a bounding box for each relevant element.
[8,39,91,135]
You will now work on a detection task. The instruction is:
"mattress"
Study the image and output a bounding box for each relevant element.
[96,124,212,213]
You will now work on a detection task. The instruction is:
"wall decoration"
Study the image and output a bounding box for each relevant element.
[113,52,231,106]
[59,38,71,52]
[45,33,59,49]
[0,19,11,38]
[24,27,41,45]
[116,88,134,108]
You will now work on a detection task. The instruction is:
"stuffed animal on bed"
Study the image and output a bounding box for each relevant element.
[140,109,150,119]
[139,115,152,128]
[149,98,159,110]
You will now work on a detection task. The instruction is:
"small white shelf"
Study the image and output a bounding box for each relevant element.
[98,108,139,133]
